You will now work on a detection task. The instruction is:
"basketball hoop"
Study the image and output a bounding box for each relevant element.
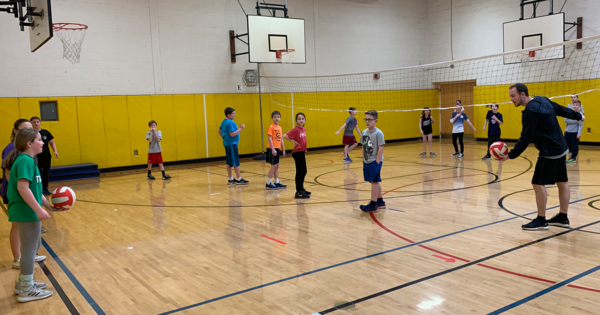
[519,51,535,68]
[276,49,295,68]
[53,23,88,64]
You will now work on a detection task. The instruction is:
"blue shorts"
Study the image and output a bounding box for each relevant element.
[363,161,382,183]
[225,144,240,167]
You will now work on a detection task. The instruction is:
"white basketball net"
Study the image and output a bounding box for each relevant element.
[519,53,530,68]
[279,49,295,68]
[54,23,88,64]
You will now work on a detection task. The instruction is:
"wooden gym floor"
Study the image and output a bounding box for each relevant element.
[1,139,600,315]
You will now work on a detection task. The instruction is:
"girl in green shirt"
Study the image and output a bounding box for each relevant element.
[4,128,62,302]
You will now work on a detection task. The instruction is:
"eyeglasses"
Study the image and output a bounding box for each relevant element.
[364,118,375,122]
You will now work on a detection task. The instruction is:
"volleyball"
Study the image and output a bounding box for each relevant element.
[489,141,508,160]
[51,186,76,210]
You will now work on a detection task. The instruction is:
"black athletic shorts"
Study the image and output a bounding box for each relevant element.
[267,148,280,165]
[532,155,568,185]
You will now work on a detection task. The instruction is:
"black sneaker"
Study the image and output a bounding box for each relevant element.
[458,153,464,158]
[547,213,570,227]
[162,174,171,180]
[303,190,311,195]
[522,217,549,231]
[228,179,236,185]
[482,155,491,161]
[42,189,52,196]
[235,178,249,185]
[451,152,460,157]
[295,192,310,199]
[147,174,155,180]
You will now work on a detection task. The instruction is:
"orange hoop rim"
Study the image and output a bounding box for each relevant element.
[277,49,295,53]
[53,23,88,31]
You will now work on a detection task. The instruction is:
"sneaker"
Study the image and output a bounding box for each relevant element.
[14,280,47,294]
[458,153,464,158]
[12,258,20,269]
[235,178,249,185]
[35,255,46,263]
[547,213,570,227]
[360,203,378,212]
[482,155,492,161]
[295,192,310,199]
[147,174,155,180]
[521,217,549,231]
[377,200,386,209]
[343,157,352,163]
[17,286,53,303]
[162,174,171,180]
[265,183,278,190]
[303,190,311,195]
[42,189,52,196]
[566,158,576,163]
[41,229,46,234]
[227,179,236,185]
[429,152,437,157]
[451,152,460,157]
[275,183,287,189]
[419,152,426,157]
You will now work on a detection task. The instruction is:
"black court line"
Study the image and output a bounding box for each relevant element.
[498,185,600,236]
[314,217,600,314]
[38,260,80,315]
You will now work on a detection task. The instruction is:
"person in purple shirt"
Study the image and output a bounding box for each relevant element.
[2,119,46,269]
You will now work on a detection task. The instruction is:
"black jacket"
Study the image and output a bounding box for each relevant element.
[508,96,583,159]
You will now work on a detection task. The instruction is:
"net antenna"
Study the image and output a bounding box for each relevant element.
[53,23,88,64]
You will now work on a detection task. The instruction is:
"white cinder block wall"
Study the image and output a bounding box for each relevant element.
[426,0,600,64]
[0,0,427,97]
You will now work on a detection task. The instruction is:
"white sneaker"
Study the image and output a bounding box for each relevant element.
[12,255,46,269]
[35,255,46,262]
[14,280,47,294]
[17,286,53,302]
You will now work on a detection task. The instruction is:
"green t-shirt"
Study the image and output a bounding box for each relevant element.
[7,154,42,222]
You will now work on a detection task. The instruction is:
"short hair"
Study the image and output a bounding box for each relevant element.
[271,110,281,118]
[491,103,499,109]
[30,116,41,122]
[148,120,157,127]
[348,107,356,114]
[573,100,581,105]
[365,110,378,120]
[572,94,578,98]
[456,100,462,105]
[225,107,235,117]
[510,83,529,96]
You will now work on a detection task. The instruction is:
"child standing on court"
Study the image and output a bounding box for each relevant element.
[450,101,477,158]
[146,120,171,180]
[335,107,361,163]
[5,128,62,302]
[266,111,286,190]
[360,110,386,212]
[219,107,249,185]
[564,100,584,163]
[30,116,58,196]
[283,113,310,199]
[418,107,436,157]
[482,104,504,160]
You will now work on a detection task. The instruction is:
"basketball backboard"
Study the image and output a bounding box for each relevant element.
[503,13,564,64]
[247,15,306,64]
[29,0,53,52]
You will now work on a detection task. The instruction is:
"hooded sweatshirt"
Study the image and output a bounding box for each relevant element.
[508,96,583,159]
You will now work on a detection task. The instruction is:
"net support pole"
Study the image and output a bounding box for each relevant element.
[254,62,267,160]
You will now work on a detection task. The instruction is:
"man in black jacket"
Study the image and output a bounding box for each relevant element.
[499,83,584,230]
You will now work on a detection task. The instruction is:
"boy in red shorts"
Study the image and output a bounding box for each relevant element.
[147,120,171,180]
[335,107,361,163]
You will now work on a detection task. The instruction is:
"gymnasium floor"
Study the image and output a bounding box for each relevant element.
[1,139,600,315]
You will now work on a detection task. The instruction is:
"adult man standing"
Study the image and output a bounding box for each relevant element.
[499,83,584,230]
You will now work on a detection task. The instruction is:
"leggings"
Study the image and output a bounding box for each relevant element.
[486,134,500,156]
[17,221,41,275]
[37,156,52,190]
[292,151,307,193]
[452,132,464,153]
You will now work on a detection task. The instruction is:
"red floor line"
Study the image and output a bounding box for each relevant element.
[260,234,287,245]
[368,210,600,293]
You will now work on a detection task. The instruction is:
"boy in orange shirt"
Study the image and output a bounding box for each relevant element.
[266,111,286,189]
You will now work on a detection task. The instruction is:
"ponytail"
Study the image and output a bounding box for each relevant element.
[2,150,20,171]
[3,129,39,170]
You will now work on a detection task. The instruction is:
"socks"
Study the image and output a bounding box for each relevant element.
[369,200,377,207]
[148,170,151,175]
[238,177,242,181]
[377,198,384,203]
[230,177,234,180]
[537,215,546,220]
[267,178,273,184]
[161,170,165,176]
[275,178,280,184]
[19,274,33,293]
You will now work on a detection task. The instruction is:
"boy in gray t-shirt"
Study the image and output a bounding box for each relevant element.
[146,120,171,180]
[335,107,361,163]
[360,110,386,212]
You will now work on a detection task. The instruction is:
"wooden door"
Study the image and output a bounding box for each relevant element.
[440,81,476,137]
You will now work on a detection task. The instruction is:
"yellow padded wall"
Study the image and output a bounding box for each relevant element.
[127,96,152,166]
[233,94,255,155]
[173,95,198,161]
[19,98,51,131]
[151,95,177,162]
[50,97,81,166]
[0,98,20,153]
[76,97,108,169]
[194,95,209,159]
[204,94,219,158]
[103,96,132,168]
